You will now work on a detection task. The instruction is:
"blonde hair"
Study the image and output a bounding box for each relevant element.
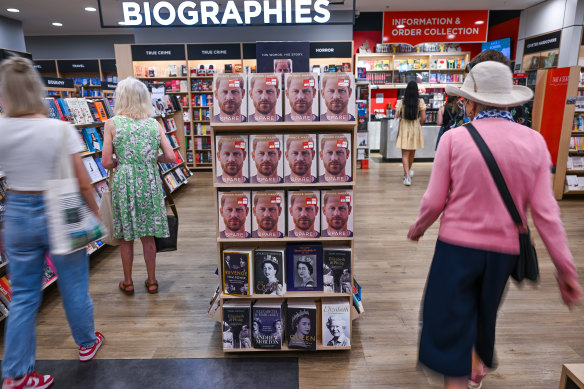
[0,57,49,117]
[114,77,152,119]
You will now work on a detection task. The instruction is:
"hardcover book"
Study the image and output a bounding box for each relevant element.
[323,247,352,293]
[222,248,253,296]
[286,243,323,292]
[317,134,352,183]
[82,156,104,182]
[94,181,109,198]
[253,248,286,295]
[287,190,320,239]
[252,191,285,239]
[283,134,317,184]
[212,74,247,123]
[222,300,252,349]
[218,191,251,239]
[252,300,285,349]
[286,299,317,350]
[249,134,284,184]
[284,73,319,122]
[93,157,107,177]
[82,127,103,152]
[320,190,353,238]
[247,74,282,122]
[215,135,249,184]
[321,298,351,347]
[319,72,356,122]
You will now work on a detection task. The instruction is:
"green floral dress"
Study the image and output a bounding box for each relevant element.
[112,116,169,240]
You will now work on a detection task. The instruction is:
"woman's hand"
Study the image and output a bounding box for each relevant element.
[407,224,424,241]
[556,274,582,309]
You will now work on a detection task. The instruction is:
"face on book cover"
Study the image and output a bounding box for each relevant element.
[217,141,246,179]
[221,196,249,235]
[323,195,352,235]
[289,196,318,233]
[215,78,244,119]
[252,140,281,179]
[254,196,282,235]
[285,140,314,179]
[322,77,352,118]
[286,78,316,117]
[320,139,350,179]
[250,78,280,117]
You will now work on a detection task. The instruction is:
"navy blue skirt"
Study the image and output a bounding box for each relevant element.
[418,239,517,377]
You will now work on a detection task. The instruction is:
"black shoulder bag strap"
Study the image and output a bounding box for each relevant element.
[464,122,539,282]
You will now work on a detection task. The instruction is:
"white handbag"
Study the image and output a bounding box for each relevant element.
[98,171,122,246]
[44,124,106,255]
[389,118,400,142]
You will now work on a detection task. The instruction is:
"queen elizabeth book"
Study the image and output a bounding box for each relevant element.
[286,243,323,292]
[254,248,286,295]
[222,300,252,350]
[287,299,317,351]
[321,298,351,347]
[323,247,352,293]
[252,300,285,349]
[222,248,253,297]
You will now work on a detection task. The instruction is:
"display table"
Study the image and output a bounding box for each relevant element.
[379,118,439,160]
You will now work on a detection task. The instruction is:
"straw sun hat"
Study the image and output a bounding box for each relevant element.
[445,61,533,108]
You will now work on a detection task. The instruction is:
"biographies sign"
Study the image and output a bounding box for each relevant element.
[98,0,338,27]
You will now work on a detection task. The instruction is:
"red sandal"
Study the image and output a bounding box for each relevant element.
[119,281,134,296]
[145,279,159,294]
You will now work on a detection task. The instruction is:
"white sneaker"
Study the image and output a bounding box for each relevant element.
[403,177,411,186]
[409,169,414,178]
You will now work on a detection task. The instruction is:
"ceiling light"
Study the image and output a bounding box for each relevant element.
[447,34,455,39]
[52,22,63,27]
[397,24,405,29]
[6,8,19,12]
[118,21,126,25]
[475,20,484,25]
[85,6,97,12]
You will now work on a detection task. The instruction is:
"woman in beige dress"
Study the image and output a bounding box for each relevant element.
[395,81,426,186]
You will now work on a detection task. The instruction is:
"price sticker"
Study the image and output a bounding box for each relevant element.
[228,80,240,88]
[269,141,280,149]
[266,78,277,86]
[338,79,350,87]
[341,195,351,203]
[234,141,246,149]
[303,79,315,87]
[270,196,282,204]
[303,141,314,149]
[336,140,348,148]
[306,197,317,205]
[237,197,248,205]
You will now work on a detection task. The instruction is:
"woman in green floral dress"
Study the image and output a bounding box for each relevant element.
[102,77,175,294]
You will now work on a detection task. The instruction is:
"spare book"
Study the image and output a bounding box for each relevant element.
[253,248,285,295]
[286,243,323,292]
[321,298,351,347]
[252,299,285,349]
[222,248,253,296]
[323,247,352,293]
[251,191,285,239]
[287,299,317,351]
[222,300,252,350]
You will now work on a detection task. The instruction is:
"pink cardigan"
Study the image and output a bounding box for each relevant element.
[411,118,577,279]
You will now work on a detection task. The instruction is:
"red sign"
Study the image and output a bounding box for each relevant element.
[265,78,277,86]
[340,195,351,203]
[540,67,571,165]
[383,10,489,46]
[513,73,527,78]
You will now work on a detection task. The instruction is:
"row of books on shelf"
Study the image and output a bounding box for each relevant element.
[158,150,187,172]
[570,137,584,151]
[187,151,212,164]
[192,79,212,92]
[192,137,211,150]
[166,133,181,148]
[574,115,584,132]
[163,168,190,191]
[357,57,465,72]
[192,93,212,107]
[567,156,584,171]
[45,97,113,125]
[152,95,182,116]
[158,116,178,133]
[164,79,189,93]
[82,155,108,183]
[222,297,351,350]
[566,175,584,191]
[79,126,103,153]
[218,190,353,239]
[222,245,351,297]
[193,107,210,121]
[73,77,101,86]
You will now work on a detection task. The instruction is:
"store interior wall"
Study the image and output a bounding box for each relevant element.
[25,35,135,59]
[0,15,26,52]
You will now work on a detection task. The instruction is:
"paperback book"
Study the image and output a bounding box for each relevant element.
[253,248,285,295]
[222,300,252,349]
[222,248,253,296]
[323,247,352,293]
[82,156,104,182]
[286,243,323,292]
[218,191,251,239]
[287,299,317,350]
[252,191,285,239]
[82,127,103,152]
[321,298,351,347]
[252,300,285,349]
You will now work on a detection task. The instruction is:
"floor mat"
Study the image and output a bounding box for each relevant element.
[27,358,298,389]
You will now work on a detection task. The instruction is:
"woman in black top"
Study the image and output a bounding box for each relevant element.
[435,95,460,149]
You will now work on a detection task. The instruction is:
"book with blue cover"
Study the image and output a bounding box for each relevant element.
[82,127,103,152]
[93,157,107,177]
[286,243,323,292]
[56,98,72,121]
[252,300,284,349]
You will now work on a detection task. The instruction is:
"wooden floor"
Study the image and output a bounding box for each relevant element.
[2,156,584,388]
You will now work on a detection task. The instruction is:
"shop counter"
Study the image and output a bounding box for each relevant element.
[380,118,439,161]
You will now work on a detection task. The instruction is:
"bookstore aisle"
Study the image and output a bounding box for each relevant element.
[1,162,583,388]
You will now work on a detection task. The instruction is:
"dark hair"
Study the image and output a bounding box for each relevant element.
[466,49,511,73]
[403,81,420,120]
[444,95,459,115]
[297,259,313,275]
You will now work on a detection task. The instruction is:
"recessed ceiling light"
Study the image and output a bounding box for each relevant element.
[85,6,97,12]
[52,22,63,27]
[475,20,484,25]
[6,8,19,12]
[397,24,405,29]
[447,34,456,39]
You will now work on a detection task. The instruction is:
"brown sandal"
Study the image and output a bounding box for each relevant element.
[119,281,134,296]
[145,280,159,294]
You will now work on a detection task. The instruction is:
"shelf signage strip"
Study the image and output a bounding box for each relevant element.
[131,44,186,61]
[524,30,562,55]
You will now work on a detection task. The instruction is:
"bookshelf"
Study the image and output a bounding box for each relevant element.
[211,118,360,353]
[521,30,561,91]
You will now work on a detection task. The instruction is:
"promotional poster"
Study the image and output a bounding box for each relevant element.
[320,190,353,238]
[218,191,251,239]
[318,133,352,183]
[247,74,283,122]
[212,73,247,123]
[250,134,284,184]
[252,191,285,239]
[319,72,356,122]
[284,73,319,122]
[256,41,310,73]
[216,135,249,184]
[284,134,317,184]
[287,190,320,239]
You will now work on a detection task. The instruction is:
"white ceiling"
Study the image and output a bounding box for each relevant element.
[0,0,544,36]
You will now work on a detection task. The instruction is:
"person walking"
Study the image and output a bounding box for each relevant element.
[395,81,426,186]
[408,61,581,389]
[0,57,104,389]
[435,95,459,148]
[101,77,175,295]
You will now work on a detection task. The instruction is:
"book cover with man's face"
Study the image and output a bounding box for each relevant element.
[319,72,356,122]
[284,73,319,122]
[248,74,282,122]
[320,190,353,238]
[250,134,284,184]
[318,133,352,183]
[216,135,249,184]
[213,74,247,123]
[218,191,251,239]
[284,134,317,184]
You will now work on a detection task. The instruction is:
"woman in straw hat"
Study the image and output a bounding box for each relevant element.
[407,61,581,389]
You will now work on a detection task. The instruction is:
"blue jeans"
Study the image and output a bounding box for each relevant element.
[2,193,96,378]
